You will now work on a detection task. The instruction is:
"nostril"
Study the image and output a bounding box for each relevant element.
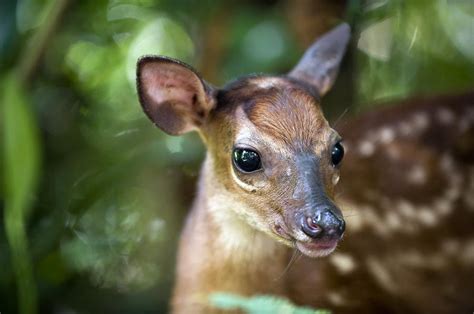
[301,216,324,238]
[307,217,322,233]
[301,209,345,239]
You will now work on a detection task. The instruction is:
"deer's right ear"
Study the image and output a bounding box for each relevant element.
[136,56,216,135]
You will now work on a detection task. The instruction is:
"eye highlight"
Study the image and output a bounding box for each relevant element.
[331,142,344,166]
[233,148,262,173]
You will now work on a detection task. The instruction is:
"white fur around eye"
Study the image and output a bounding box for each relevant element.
[230,167,257,192]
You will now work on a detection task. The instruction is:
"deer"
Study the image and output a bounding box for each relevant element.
[136,22,474,313]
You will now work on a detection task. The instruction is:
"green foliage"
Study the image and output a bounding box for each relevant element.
[2,73,41,314]
[61,186,166,290]
[210,293,330,314]
[355,0,474,107]
[1,0,474,312]
[220,12,300,81]
[54,4,204,289]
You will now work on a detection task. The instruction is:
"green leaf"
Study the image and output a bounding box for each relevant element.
[210,293,331,314]
[2,72,41,314]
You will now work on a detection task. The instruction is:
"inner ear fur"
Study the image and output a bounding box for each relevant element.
[136,56,216,135]
[289,23,351,97]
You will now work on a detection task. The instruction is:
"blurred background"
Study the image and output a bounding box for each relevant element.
[1,0,473,313]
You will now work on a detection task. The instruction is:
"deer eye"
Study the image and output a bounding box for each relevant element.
[233,148,262,173]
[331,142,344,166]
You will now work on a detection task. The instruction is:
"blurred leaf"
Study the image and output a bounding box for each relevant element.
[437,0,474,62]
[357,18,392,61]
[37,251,69,285]
[221,10,299,80]
[126,16,195,85]
[210,293,330,314]
[0,0,18,68]
[2,73,41,314]
[355,0,474,106]
[16,0,50,33]
[61,185,166,291]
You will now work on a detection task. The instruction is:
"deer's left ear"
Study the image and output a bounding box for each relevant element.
[288,23,351,96]
[136,56,216,135]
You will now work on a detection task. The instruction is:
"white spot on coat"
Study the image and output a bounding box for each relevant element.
[437,108,455,124]
[330,253,357,274]
[433,198,453,216]
[327,292,346,306]
[442,239,460,256]
[401,250,425,267]
[397,199,417,219]
[412,112,429,131]
[379,127,395,143]
[407,165,427,185]
[460,239,474,264]
[399,121,414,136]
[385,211,402,230]
[367,257,397,293]
[358,140,375,157]
[417,207,438,227]
[363,206,389,236]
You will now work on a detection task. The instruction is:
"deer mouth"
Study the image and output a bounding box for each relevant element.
[295,238,339,257]
[273,222,340,257]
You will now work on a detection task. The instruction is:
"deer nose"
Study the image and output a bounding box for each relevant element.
[300,209,345,239]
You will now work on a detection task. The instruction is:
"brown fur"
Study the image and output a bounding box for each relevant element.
[136,26,474,313]
[171,77,343,313]
[171,88,474,313]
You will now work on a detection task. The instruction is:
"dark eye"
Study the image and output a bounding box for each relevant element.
[233,148,262,173]
[331,142,344,166]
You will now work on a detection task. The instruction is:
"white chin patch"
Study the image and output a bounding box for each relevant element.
[296,242,337,258]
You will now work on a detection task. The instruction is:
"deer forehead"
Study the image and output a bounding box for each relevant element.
[222,77,333,154]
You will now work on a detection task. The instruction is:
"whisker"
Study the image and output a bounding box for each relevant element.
[273,244,300,282]
[332,107,350,129]
[343,213,360,218]
[294,250,303,264]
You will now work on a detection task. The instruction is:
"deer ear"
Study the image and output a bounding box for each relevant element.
[288,23,350,96]
[136,56,216,135]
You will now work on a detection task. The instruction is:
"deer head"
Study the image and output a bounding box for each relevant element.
[137,23,351,258]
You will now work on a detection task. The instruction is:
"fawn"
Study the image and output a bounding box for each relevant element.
[136,23,474,313]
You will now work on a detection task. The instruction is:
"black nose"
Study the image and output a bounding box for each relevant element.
[300,209,345,239]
